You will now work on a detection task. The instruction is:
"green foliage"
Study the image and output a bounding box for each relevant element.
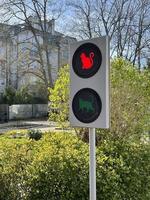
[1,86,33,105]
[109,58,150,138]
[96,139,150,200]
[48,65,69,125]
[28,129,43,141]
[0,138,34,200]
[29,81,48,104]
[2,86,16,105]
[0,132,149,200]
[1,84,48,105]
[2,129,28,139]
[26,133,89,200]
[14,86,33,104]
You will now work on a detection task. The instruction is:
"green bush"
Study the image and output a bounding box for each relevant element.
[109,58,150,139]
[96,139,150,199]
[48,65,69,126]
[28,129,43,141]
[30,81,48,104]
[1,84,48,105]
[2,86,16,105]
[0,132,149,200]
[2,129,28,138]
[26,133,89,200]
[0,138,34,200]
[1,86,33,105]
[14,86,33,104]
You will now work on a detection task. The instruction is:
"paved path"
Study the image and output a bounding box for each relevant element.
[0,119,71,133]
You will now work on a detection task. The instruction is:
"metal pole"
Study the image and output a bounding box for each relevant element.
[89,128,96,200]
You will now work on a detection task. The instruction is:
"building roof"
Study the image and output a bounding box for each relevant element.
[0,19,76,44]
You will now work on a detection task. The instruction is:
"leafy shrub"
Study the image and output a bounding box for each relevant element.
[30,81,48,104]
[25,133,89,200]
[48,65,69,126]
[1,86,33,105]
[14,86,33,104]
[0,132,149,200]
[28,129,43,141]
[96,139,150,200]
[2,86,16,105]
[1,84,48,105]
[2,129,28,139]
[0,138,34,200]
[109,58,150,139]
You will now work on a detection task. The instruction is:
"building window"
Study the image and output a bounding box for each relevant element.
[62,50,68,61]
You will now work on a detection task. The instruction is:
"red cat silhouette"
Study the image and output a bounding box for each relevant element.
[80,52,94,69]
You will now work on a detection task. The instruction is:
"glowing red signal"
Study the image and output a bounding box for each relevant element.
[80,52,94,70]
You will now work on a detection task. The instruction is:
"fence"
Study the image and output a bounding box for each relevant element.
[0,104,48,121]
[0,104,9,122]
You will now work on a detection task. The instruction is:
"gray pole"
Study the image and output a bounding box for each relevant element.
[89,128,96,200]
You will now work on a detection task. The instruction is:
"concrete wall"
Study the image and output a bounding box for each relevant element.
[32,104,48,118]
[9,104,48,120]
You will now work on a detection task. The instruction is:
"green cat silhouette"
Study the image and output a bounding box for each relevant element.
[79,98,94,113]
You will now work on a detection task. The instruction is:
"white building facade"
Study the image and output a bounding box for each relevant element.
[0,17,76,97]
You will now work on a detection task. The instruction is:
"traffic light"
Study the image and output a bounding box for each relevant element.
[69,37,110,128]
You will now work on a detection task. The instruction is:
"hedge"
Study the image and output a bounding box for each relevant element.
[0,132,149,200]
